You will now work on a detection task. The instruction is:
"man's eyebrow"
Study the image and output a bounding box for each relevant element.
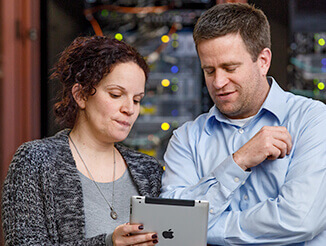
[202,65,215,69]
[202,62,242,69]
[221,62,242,66]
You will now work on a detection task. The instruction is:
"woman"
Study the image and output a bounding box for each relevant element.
[2,36,163,245]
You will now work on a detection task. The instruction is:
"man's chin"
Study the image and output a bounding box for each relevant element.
[216,104,239,117]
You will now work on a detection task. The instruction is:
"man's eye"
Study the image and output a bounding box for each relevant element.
[204,69,214,75]
[225,67,237,72]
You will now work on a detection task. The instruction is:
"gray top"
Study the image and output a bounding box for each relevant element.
[79,168,139,238]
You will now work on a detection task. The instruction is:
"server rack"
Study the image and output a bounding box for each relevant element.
[82,0,216,162]
[288,0,326,102]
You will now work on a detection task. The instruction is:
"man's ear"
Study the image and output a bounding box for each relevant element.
[257,48,272,77]
[72,83,86,109]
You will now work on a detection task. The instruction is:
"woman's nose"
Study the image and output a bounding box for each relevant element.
[121,98,135,115]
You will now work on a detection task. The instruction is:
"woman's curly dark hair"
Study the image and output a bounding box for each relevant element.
[51,36,149,128]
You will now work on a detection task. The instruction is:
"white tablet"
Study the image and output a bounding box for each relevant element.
[130,196,209,246]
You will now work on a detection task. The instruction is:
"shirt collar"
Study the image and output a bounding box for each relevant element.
[204,106,228,135]
[260,76,287,124]
[204,77,287,135]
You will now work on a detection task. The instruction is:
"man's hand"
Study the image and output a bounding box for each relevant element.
[233,126,292,171]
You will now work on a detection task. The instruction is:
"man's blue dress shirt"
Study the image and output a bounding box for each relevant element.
[161,78,326,245]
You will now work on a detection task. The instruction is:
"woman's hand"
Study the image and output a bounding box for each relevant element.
[112,223,158,246]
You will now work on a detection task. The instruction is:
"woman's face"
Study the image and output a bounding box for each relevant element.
[77,62,146,143]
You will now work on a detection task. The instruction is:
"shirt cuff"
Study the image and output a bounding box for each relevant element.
[212,155,251,191]
[105,233,113,246]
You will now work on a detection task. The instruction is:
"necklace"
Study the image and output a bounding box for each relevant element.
[68,134,118,220]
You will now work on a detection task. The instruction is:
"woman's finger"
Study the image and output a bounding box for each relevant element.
[115,223,144,236]
[125,233,158,246]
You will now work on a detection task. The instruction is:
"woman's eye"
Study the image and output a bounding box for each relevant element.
[134,98,142,104]
[110,93,121,98]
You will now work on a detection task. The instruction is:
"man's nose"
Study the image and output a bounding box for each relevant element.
[212,70,228,89]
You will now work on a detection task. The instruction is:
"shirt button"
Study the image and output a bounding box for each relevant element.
[239,128,244,134]
[210,209,214,214]
[244,195,248,200]
[234,177,240,183]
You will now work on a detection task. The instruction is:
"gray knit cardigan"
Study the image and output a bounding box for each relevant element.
[1,129,163,245]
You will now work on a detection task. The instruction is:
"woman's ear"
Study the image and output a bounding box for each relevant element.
[72,83,86,109]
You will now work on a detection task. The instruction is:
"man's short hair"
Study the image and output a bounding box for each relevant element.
[193,3,271,61]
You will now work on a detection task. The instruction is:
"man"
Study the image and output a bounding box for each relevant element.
[160,3,326,245]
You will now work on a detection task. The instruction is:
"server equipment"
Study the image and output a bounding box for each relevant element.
[83,0,216,162]
[288,0,326,102]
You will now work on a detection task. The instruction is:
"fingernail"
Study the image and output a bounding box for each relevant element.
[138,225,144,230]
[153,239,158,244]
[152,234,158,239]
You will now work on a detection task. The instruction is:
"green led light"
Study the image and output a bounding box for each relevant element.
[171,33,179,40]
[172,41,179,48]
[171,85,179,92]
[171,121,179,128]
[171,77,178,83]
[313,88,320,96]
[313,78,319,85]
[115,33,123,41]
[101,9,109,17]
[317,82,325,90]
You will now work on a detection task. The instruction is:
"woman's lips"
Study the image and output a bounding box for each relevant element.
[115,120,131,127]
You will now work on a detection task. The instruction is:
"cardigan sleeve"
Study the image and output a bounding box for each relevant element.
[1,142,107,246]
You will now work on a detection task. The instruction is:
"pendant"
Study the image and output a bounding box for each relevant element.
[111,210,118,220]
